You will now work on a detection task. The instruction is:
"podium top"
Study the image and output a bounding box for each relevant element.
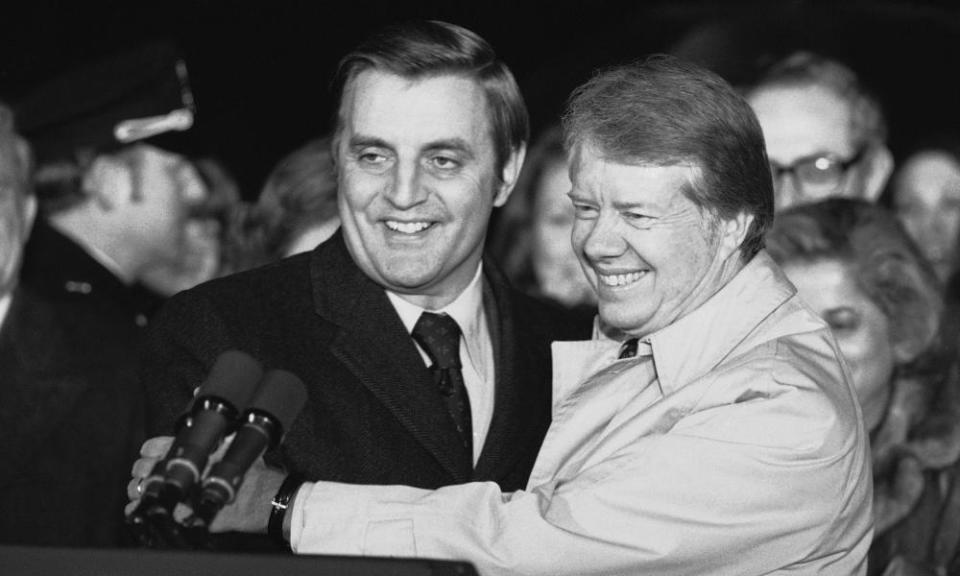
[0,545,479,576]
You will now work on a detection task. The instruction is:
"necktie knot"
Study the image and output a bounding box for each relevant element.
[412,312,463,370]
[618,338,640,359]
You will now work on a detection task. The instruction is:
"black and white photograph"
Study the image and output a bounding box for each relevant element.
[2,2,960,575]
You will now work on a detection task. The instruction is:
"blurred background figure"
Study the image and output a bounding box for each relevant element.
[16,41,210,330]
[218,135,340,275]
[137,155,242,309]
[744,51,893,212]
[489,123,595,311]
[767,198,960,576]
[886,134,960,287]
[0,103,34,305]
[0,97,144,547]
[0,43,209,547]
[256,135,339,259]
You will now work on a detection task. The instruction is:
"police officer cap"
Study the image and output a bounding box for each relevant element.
[16,40,197,165]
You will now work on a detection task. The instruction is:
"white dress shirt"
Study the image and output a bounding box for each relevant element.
[289,252,873,575]
[385,263,495,465]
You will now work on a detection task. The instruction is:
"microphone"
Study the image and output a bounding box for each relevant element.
[129,350,263,531]
[194,369,307,526]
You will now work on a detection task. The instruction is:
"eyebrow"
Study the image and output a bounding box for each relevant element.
[423,138,474,159]
[348,135,475,159]
[610,199,655,211]
[347,135,392,151]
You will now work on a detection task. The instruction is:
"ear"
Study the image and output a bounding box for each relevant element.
[81,155,133,210]
[719,210,755,259]
[891,310,940,365]
[21,194,37,241]
[892,331,928,365]
[862,144,894,203]
[890,299,940,366]
[493,144,527,208]
[10,136,37,237]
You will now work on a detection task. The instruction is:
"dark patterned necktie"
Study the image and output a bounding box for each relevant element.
[619,338,640,359]
[412,312,473,459]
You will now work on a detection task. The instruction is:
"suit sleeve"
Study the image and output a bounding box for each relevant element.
[140,289,236,436]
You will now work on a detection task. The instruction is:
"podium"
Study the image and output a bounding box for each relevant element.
[0,545,479,576]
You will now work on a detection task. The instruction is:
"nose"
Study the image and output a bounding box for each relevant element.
[580,211,626,262]
[384,160,427,209]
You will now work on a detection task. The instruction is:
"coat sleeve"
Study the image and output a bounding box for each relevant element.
[290,418,872,576]
[140,289,235,436]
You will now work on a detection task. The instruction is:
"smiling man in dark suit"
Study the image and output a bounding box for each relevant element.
[134,19,591,548]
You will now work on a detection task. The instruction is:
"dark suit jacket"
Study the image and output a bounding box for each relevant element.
[143,231,592,494]
[20,218,164,329]
[0,286,144,547]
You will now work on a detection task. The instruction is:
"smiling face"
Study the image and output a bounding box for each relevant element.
[891,150,960,283]
[781,258,894,431]
[569,143,747,337]
[335,70,519,309]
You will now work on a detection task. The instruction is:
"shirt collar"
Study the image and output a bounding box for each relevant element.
[645,251,796,395]
[387,263,485,342]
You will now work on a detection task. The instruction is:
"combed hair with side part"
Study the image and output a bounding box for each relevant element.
[330,19,528,178]
[562,53,774,258]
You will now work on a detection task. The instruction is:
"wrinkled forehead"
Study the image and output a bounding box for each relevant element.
[569,139,700,179]
[337,70,491,131]
[749,84,857,161]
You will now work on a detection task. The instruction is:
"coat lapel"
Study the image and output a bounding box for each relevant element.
[473,258,552,481]
[308,233,473,481]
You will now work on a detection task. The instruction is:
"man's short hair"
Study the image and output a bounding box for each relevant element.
[330,19,529,178]
[563,53,774,258]
[746,51,888,149]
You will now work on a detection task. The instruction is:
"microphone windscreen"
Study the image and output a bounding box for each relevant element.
[198,350,264,408]
[248,370,307,433]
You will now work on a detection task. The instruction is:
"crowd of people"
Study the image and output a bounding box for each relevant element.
[2,14,960,576]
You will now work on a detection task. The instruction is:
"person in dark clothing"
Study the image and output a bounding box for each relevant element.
[0,98,144,547]
[17,40,210,332]
[5,42,208,548]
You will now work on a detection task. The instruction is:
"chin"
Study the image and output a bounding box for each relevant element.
[597,306,646,335]
[378,267,445,294]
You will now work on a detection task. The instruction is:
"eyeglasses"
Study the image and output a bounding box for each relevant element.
[770,147,867,198]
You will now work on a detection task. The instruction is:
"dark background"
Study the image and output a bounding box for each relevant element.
[3,0,959,199]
